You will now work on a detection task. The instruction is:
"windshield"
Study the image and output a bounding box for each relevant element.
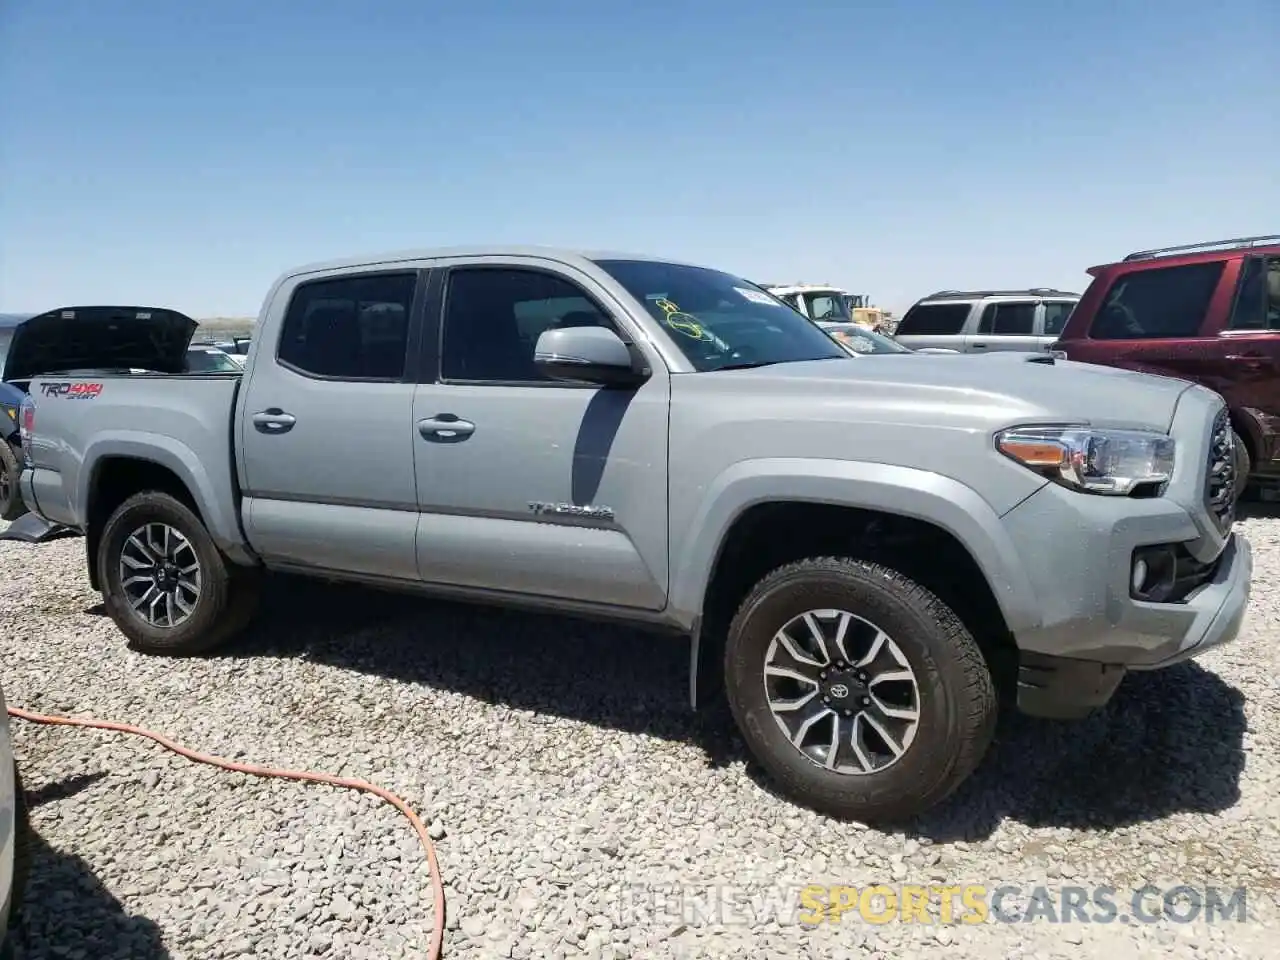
[593,260,847,371]
[0,330,11,379]
[185,346,242,372]
[803,291,853,322]
[818,322,911,355]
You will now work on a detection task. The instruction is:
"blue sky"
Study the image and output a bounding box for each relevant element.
[2,0,1276,317]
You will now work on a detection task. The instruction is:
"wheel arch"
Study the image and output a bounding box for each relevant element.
[78,433,255,591]
[678,460,1042,710]
[84,456,205,591]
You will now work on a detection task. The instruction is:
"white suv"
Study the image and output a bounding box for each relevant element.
[893,288,1079,354]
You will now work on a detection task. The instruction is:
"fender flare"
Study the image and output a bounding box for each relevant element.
[79,432,248,558]
[674,458,1044,709]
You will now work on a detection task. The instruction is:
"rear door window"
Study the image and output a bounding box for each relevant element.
[1041,301,1076,336]
[1089,262,1224,340]
[896,302,971,336]
[277,272,417,380]
[1227,256,1280,331]
[977,301,1036,336]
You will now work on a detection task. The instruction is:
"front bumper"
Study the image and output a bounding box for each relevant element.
[1015,532,1252,718]
[1003,388,1253,718]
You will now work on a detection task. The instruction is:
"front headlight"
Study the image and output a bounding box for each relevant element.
[996,425,1176,495]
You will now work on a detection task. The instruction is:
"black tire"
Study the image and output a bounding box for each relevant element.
[0,442,26,523]
[724,557,997,823]
[7,760,30,930]
[1232,429,1251,500]
[98,491,260,655]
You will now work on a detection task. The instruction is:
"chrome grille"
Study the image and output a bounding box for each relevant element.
[1204,408,1236,535]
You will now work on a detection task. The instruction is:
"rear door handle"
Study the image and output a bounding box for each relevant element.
[251,409,296,434]
[970,343,988,350]
[418,414,475,442]
[1226,353,1270,365]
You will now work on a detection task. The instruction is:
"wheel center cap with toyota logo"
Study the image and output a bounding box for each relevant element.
[822,669,868,708]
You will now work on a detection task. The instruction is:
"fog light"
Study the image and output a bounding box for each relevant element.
[1131,558,1149,594]
[1131,545,1177,601]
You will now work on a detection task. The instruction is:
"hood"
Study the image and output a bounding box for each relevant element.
[716,350,1194,433]
[2,305,199,382]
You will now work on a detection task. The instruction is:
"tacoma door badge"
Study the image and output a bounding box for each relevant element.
[528,501,615,522]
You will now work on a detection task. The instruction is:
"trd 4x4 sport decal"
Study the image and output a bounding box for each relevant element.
[39,381,104,399]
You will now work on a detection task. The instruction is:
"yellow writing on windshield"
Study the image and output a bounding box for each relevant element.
[654,298,714,342]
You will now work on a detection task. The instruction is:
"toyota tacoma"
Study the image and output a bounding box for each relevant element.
[12,247,1253,822]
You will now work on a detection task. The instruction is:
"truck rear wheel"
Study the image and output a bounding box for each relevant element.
[98,491,260,655]
[0,441,27,522]
[723,557,997,823]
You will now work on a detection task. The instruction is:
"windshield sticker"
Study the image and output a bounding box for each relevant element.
[654,298,715,342]
[734,287,777,306]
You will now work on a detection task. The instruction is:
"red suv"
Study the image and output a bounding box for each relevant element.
[1052,234,1280,494]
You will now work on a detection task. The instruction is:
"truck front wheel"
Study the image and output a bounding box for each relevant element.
[98,491,260,655]
[724,557,997,823]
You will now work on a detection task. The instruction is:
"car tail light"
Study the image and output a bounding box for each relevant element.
[18,395,34,465]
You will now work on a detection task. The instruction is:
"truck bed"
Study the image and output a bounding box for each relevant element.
[22,372,247,554]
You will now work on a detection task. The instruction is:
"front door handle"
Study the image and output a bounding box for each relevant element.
[252,409,296,434]
[970,342,988,350]
[418,414,475,442]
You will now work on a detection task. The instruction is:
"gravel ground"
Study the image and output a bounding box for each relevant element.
[1,509,1278,960]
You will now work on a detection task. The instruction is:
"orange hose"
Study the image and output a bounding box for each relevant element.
[5,706,446,959]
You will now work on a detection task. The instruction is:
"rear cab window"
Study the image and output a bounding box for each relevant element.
[895,302,971,336]
[1088,261,1225,340]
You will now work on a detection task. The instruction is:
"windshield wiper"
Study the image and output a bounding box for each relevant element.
[715,360,784,371]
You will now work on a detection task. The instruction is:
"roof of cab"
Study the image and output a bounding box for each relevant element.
[278,244,718,280]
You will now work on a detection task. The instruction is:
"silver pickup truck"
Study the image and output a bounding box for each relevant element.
[11,246,1253,822]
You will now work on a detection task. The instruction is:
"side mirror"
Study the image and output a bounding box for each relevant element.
[534,326,648,387]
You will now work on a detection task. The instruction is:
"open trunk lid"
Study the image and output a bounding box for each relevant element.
[2,305,199,383]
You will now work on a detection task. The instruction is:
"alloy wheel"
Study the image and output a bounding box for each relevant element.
[763,608,921,775]
[118,523,203,627]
